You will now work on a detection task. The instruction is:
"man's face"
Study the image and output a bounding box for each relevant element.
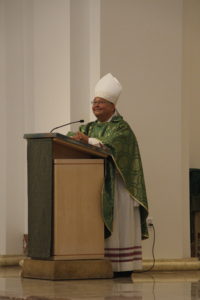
[92,97,115,122]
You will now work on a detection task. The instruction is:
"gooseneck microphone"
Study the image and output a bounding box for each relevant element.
[50,119,84,133]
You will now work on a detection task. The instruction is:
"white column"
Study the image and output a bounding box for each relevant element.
[0,0,71,255]
[2,0,26,254]
[0,0,100,255]
[89,0,100,121]
[70,0,100,130]
[33,0,70,134]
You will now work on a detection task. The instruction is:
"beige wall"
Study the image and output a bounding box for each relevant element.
[101,0,190,258]
[0,0,7,253]
[183,0,200,168]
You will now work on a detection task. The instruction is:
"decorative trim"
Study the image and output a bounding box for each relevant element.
[0,255,27,266]
[1,255,200,271]
[142,258,200,271]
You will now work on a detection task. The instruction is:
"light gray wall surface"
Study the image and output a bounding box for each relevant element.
[0,0,199,259]
[100,0,190,258]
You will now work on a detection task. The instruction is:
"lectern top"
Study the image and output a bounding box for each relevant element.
[24,132,109,159]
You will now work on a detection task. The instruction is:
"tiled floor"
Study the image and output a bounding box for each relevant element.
[1,267,200,299]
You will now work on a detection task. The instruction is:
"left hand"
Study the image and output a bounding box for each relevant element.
[71,132,89,143]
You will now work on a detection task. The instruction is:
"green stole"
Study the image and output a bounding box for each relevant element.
[78,114,149,240]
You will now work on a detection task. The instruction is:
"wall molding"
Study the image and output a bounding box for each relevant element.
[1,255,200,271]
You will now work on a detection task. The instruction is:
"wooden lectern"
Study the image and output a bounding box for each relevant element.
[22,133,113,280]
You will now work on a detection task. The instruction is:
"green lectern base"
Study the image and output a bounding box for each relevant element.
[22,259,113,280]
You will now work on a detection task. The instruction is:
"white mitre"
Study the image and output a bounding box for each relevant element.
[94,73,122,105]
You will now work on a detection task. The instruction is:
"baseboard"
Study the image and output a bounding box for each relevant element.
[0,255,26,266]
[142,257,200,271]
[22,258,113,280]
[1,255,200,271]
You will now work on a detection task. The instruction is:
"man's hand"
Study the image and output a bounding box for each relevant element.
[70,132,89,143]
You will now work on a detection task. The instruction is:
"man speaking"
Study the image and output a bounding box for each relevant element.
[69,73,149,277]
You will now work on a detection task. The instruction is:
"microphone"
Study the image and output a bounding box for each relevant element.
[50,119,84,133]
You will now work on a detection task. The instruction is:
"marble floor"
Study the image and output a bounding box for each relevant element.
[1,267,200,300]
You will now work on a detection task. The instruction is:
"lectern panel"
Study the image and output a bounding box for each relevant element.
[53,159,104,259]
[27,139,53,258]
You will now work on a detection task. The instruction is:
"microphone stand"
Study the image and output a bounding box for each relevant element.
[50,120,84,133]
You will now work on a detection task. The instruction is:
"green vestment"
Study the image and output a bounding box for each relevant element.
[78,114,149,240]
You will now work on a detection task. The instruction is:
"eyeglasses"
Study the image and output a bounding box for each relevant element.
[91,100,108,105]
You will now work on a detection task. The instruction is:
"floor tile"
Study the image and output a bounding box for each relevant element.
[0,267,200,299]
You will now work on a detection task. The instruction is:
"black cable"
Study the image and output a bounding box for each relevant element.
[133,223,156,273]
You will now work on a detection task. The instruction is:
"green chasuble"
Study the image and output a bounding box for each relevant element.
[70,115,149,240]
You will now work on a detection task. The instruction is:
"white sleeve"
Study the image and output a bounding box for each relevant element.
[88,137,103,147]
